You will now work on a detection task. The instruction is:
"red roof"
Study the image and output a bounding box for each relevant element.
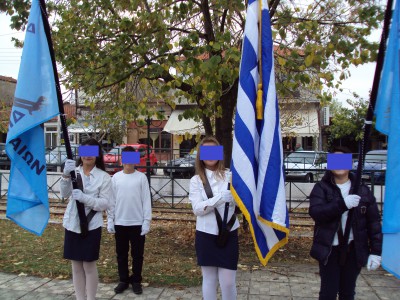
[0,75,17,83]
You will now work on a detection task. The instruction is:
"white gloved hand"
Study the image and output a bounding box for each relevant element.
[206,195,225,208]
[107,219,115,234]
[344,194,360,209]
[63,159,76,176]
[72,189,88,203]
[221,190,234,204]
[367,254,381,271]
[141,221,150,236]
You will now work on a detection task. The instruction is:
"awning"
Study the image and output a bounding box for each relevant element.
[163,110,205,135]
[67,124,101,134]
[281,109,320,137]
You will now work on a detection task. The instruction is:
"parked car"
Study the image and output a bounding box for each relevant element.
[353,150,387,185]
[45,144,80,171]
[164,151,197,178]
[284,151,327,182]
[0,143,10,170]
[104,144,158,175]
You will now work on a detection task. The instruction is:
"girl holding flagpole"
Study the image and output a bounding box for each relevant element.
[189,136,239,300]
[309,146,382,300]
[60,138,112,300]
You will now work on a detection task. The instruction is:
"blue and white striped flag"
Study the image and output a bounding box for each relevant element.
[231,0,289,266]
[6,0,59,235]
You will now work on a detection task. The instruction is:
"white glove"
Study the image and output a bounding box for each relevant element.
[72,189,88,203]
[141,221,150,236]
[344,194,360,209]
[206,195,225,208]
[367,254,381,271]
[107,219,115,234]
[63,159,76,176]
[221,190,234,204]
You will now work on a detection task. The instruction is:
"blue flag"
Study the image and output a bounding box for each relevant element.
[231,0,289,266]
[6,0,59,236]
[375,0,400,279]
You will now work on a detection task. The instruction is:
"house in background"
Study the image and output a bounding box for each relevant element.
[0,73,325,157]
[280,95,322,152]
[0,77,103,150]
[0,75,16,142]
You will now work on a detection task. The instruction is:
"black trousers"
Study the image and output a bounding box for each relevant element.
[115,225,145,284]
[319,242,361,300]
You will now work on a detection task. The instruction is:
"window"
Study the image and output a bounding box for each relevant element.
[45,125,58,149]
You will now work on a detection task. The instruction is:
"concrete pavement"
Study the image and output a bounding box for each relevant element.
[0,263,399,299]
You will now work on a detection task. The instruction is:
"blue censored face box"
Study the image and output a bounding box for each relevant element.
[79,145,99,157]
[327,153,352,170]
[200,145,223,161]
[121,151,140,164]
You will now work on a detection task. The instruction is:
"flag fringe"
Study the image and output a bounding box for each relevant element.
[231,185,289,266]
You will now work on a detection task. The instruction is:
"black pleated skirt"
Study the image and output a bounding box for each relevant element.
[63,227,102,262]
[195,229,239,270]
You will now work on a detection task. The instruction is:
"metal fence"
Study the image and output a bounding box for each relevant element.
[284,174,385,215]
[0,168,385,215]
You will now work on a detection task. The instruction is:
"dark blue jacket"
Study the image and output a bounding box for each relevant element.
[309,171,382,267]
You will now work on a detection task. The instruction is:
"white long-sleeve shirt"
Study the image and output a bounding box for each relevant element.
[333,179,354,246]
[189,169,239,235]
[60,166,112,233]
[107,170,152,227]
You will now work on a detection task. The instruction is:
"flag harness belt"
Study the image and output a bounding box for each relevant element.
[320,180,354,266]
[203,175,236,248]
[75,172,97,237]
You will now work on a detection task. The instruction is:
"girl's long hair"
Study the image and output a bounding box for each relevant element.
[195,136,225,184]
[76,138,106,171]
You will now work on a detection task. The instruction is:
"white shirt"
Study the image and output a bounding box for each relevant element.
[60,166,112,233]
[107,170,152,226]
[189,169,239,235]
[333,180,354,246]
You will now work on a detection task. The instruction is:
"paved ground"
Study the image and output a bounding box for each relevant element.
[0,263,399,299]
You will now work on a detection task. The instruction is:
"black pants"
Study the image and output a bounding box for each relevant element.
[115,225,145,284]
[319,242,361,300]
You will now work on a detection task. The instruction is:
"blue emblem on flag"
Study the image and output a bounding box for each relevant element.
[231,0,289,265]
[6,0,59,236]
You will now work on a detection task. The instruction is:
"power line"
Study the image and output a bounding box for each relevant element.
[0,32,24,37]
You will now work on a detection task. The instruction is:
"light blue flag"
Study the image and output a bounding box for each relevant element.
[375,0,400,279]
[231,0,289,266]
[6,0,59,236]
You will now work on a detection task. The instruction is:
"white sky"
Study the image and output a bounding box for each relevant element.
[0,13,23,80]
[0,12,380,107]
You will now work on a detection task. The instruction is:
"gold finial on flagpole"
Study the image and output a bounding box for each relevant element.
[256,83,263,120]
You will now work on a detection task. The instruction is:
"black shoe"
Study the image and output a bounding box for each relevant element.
[114,282,129,294]
[132,282,143,295]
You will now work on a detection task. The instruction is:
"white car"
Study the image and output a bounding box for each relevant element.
[353,150,387,184]
[284,151,327,182]
[46,144,80,171]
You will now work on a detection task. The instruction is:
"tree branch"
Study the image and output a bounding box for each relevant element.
[269,0,280,19]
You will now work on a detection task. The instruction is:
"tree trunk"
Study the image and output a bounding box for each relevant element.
[202,114,213,136]
[215,79,238,168]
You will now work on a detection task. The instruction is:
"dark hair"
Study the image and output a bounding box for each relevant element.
[76,138,106,171]
[122,146,135,152]
[330,145,351,154]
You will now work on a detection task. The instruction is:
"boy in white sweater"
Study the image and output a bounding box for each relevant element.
[107,146,152,295]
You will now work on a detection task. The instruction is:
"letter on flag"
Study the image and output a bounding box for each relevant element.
[374,0,400,279]
[231,0,289,265]
[6,0,59,236]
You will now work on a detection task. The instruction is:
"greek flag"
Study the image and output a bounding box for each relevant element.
[6,0,59,236]
[375,0,400,279]
[231,0,289,266]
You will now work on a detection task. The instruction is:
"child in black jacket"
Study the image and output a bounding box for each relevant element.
[309,146,382,300]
